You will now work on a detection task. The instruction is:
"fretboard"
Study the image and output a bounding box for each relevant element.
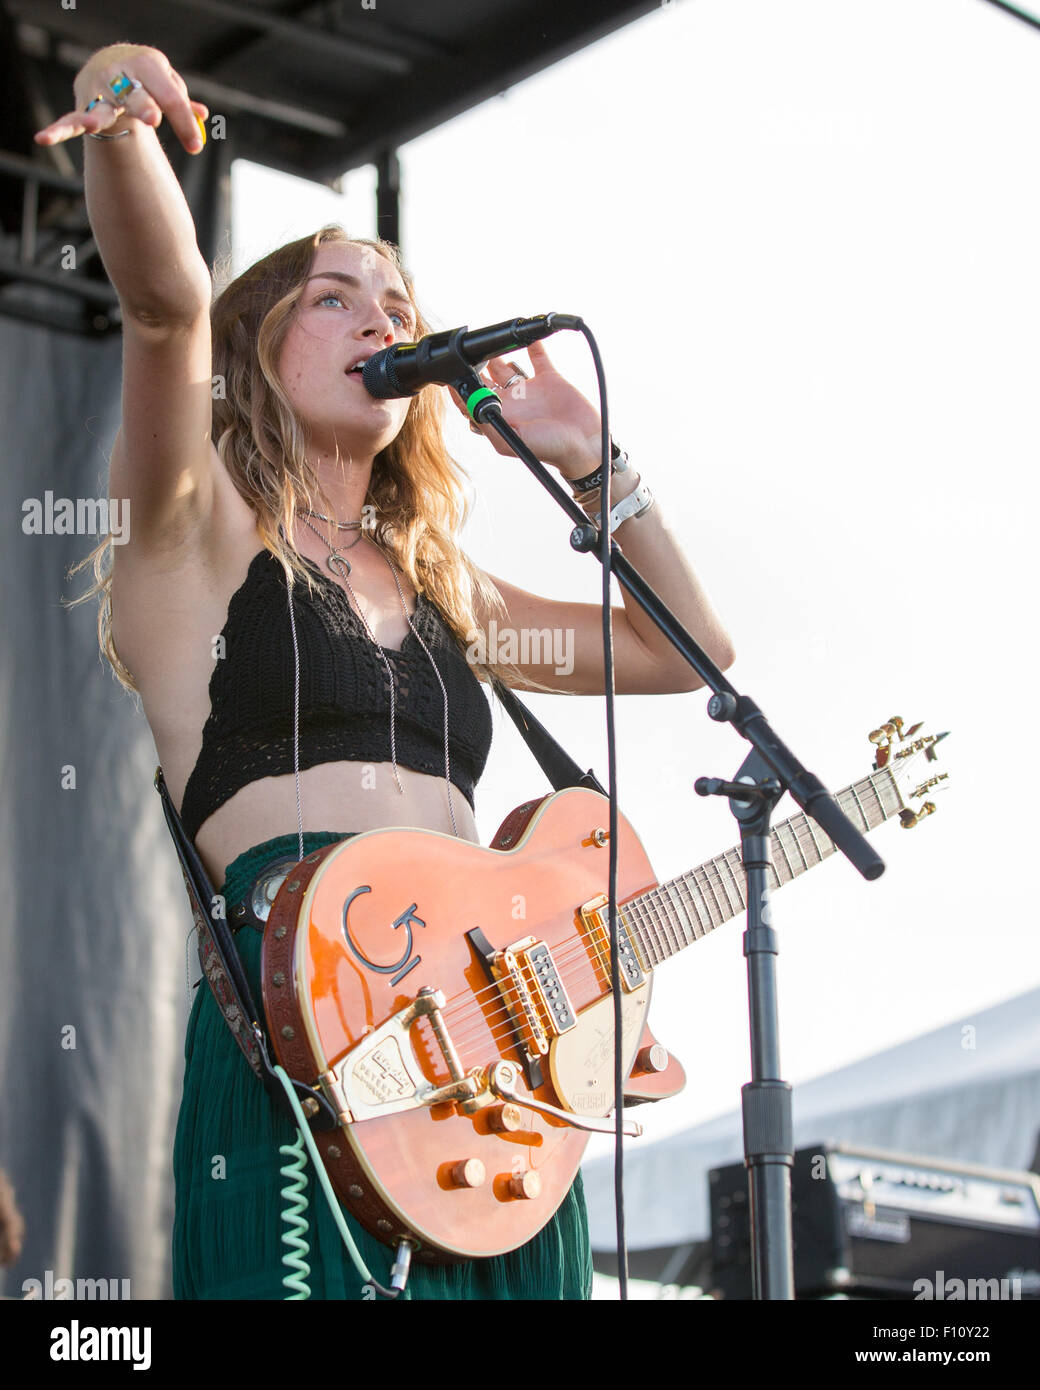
[621,767,903,969]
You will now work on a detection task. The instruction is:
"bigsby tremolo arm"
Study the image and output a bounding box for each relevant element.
[486,1061,642,1138]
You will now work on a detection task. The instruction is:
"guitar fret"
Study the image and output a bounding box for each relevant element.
[652,886,681,957]
[631,895,664,967]
[646,887,676,959]
[684,879,706,941]
[710,856,739,917]
[667,882,694,949]
[804,815,825,861]
[723,850,747,910]
[848,783,869,830]
[788,820,811,874]
[786,816,811,866]
[670,877,700,940]
[664,881,698,944]
[873,767,902,819]
[866,774,886,826]
[697,864,725,927]
[864,774,889,828]
[800,815,825,865]
[773,827,796,884]
[640,893,663,964]
[678,872,711,938]
[619,903,653,969]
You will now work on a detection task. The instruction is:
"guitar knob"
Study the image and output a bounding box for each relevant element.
[633,1043,669,1075]
[508,1170,542,1200]
[449,1159,486,1189]
[487,1103,524,1133]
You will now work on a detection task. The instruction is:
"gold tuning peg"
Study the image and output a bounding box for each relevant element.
[899,801,935,829]
[911,774,948,799]
[869,724,894,768]
[887,717,905,736]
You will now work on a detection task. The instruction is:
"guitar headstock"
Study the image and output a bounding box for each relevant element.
[869,716,950,828]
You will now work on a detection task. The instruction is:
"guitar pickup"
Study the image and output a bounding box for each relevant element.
[580,895,647,992]
[516,941,576,1035]
[490,937,578,1045]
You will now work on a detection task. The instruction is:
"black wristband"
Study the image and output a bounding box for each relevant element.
[568,440,626,496]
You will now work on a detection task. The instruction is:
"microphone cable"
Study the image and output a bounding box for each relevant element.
[574,323,629,1301]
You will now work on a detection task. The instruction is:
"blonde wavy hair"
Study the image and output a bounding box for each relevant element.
[69,224,542,694]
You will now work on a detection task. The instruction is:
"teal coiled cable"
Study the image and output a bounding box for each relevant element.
[272,1064,407,1299]
[278,1129,312,1299]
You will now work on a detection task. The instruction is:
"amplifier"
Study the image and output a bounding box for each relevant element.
[709,1142,1040,1300]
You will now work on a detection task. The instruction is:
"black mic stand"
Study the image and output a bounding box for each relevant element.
[452,354,885,1300]
[694,761,791,1299]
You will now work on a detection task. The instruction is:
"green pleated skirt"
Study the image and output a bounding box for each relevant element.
[172,831,593,1300]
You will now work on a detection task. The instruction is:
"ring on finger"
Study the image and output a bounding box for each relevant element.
[109,72,143,102]
[502,372,527,391]
[84,93,125,115]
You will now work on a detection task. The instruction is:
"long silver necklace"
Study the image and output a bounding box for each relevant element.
[293,513,460,840]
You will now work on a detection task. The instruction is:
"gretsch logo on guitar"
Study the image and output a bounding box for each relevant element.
[260,716,948,1262]
[340,884,426,986]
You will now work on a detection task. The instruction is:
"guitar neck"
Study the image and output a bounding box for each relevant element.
[622,766,903,968]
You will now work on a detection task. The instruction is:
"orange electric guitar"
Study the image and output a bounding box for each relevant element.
[262,716,947,1262]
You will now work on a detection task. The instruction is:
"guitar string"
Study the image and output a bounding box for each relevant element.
[328,770,899,1056]
[441,772,888,1007]
[340,767,898,1042]
[442,794,880,1042]
[429,775,896,1043]
[435,779,886,1043]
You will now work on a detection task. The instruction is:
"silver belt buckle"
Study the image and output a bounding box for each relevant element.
[250,857,298,924]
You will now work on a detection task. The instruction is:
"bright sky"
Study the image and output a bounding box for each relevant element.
[230,0,1040,1180]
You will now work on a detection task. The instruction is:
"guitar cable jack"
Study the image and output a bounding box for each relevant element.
[391,1239,417,1293]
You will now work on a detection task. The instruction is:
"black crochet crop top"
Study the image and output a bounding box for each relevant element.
[178,549,493,842]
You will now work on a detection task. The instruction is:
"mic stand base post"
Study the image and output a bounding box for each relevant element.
[699,755,795,1301]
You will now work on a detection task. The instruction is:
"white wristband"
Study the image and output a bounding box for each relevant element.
[593,479,654,534]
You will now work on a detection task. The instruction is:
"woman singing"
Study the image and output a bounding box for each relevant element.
[36,44,734,1300]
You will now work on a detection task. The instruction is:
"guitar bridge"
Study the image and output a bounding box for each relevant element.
[320,986,486,1124]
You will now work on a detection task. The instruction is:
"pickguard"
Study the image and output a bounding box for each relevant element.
[548,983,651,1118]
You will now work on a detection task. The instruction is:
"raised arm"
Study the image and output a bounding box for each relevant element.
[36,45,220,543]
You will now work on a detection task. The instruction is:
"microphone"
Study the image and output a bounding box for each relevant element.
[361,313,582,399]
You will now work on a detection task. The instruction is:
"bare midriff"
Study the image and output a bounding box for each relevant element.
[192,760,481,887]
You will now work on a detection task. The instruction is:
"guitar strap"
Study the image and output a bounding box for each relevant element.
[488,676,606,796]
[154,678,605,1115]
[154,767,338,1124]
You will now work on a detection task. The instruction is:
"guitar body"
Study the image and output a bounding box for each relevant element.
[262,787,664,1262]
[258,716,947,1263]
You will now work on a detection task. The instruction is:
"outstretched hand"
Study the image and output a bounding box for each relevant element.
[34,43,208,154]
[449,340,602,482]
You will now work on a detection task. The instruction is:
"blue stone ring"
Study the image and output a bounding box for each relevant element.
[108,72,142,103]
[84,72,142,113]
